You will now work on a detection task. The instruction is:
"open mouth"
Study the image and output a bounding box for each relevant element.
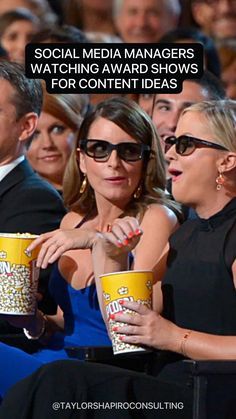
[168,169,182,181]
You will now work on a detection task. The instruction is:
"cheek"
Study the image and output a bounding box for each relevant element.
[27,142,39,161]
[150,17,160,29]
[57,133,75,153]
[152,111,166,128]
[66,132,76,148]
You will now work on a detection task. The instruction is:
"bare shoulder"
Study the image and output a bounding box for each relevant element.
[141,204,178,229]
[60,211,83,229]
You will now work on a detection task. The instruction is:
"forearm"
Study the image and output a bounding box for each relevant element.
[172,329,236,360]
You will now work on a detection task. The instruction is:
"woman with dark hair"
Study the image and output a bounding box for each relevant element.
[0,8,40,63]
[0,97,179,399]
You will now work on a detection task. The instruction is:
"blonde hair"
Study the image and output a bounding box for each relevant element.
[182,100,236,152]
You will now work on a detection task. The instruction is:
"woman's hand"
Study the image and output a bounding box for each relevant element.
[96,216,143,259]
[27,228,97,269]
[111,300,182,353]
[27,217,142,269]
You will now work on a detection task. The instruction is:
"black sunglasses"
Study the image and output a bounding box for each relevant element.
[79,139,151,162]
[164,135,229,156]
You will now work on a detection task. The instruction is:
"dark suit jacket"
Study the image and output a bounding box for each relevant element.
[0,159,66,338]
[0,159,66,234]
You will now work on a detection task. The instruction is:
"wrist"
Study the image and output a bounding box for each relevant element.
[179,330,193,358]
[23,310,47,340]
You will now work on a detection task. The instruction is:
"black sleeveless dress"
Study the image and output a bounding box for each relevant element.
[162,197,236,335]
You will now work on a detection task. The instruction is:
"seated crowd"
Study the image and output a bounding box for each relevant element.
[0,0,235,417]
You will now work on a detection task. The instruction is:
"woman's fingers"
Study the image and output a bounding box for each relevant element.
[27,230,59,252]
[110,216,142,243]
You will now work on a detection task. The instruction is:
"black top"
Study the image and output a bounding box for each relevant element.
[162,198,236,335]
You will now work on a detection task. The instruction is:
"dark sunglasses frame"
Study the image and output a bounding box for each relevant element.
[79,139,151,162]
[164,135,229,155]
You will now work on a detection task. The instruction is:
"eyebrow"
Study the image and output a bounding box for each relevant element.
[154,99,195,109]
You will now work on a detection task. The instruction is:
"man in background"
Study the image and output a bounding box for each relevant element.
[191,0,236,40]
[0,60,66,346]
[113,0,181,43]
[139,71,226,150]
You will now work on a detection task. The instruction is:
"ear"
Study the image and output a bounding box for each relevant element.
[18,113,38,142]
[218,152,236,173]
[76,147,87,175]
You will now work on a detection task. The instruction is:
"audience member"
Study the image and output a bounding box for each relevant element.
[159,27,221,78]
[138,72,226,150]
[1,99,236,419]
[27,83,88,192]
[217,42,236,99]
[138,72,226,219]
[0,8,40,64]
[0,97,180,398]
[0,0,57,25]
[63,0,116,36]
[113,0,181,43]
[30,23,89,44]
[191,0,236,40]
[0,61,66,339]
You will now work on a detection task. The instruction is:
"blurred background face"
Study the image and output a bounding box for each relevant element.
[1,19,37,63]
[192,0,236,39]
[81,0,112,11]
[27,112,77,190]
[115,0,178,43]
[222,60,236,99]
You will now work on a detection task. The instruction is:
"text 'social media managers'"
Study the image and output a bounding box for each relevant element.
[25,43,204,94]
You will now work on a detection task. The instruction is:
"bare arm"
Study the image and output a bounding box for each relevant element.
[91,205,176,324]
[112,258,236,360]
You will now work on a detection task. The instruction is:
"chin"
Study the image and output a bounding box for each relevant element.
[171,187,187,206]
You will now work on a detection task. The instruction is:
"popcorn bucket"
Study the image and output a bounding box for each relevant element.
[100,270,153,355]
[0,233,40,315]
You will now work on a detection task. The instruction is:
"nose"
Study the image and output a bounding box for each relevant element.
[164,143,177,163]
[40,132,56,149]
[107,150,122,167]
[134,11,148,28]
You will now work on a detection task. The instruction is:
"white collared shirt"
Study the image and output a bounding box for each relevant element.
[0,156,25,182]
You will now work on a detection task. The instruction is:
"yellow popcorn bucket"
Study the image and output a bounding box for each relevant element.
[100,270,153,355]
[0,233,40,315]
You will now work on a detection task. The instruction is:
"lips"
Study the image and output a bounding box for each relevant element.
[168,168,182,181]
[105,176,126,184]
[106,177,126,180]
[39,155,61,161]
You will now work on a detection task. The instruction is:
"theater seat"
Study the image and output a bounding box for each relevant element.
[183,360,236,419]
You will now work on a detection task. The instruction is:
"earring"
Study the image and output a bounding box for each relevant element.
[133,184,142,199]
[80,176,87,194]
[216,171,225,191]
